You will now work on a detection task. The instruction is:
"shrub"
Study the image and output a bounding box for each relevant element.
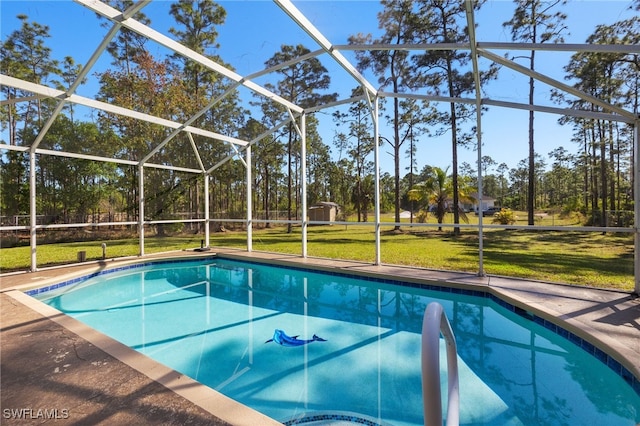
[415,210,429,223]
[492,208,516,225]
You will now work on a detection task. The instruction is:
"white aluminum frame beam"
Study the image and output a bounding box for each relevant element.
[187,133,206,172]
[334,42,640,55]
[76,0,303,114]
[300,113,308,257]
[0,95,47,105]
[29,151,36,271]
[139,164,145,256]
[373,95,381,265]
[139,83,256,165]
[380,91,475,105]
[380,90,635,124]
[32,1,152,152]
[274,0,378,96]
[477,42,640,54]
[0,75,246,147]
[303,95,368,114]
[204,174,210,247]
[0,144,203,174]
[482,99,636,124]
[479,49,636,121]
[147,49,331,171]
[246,145,253,252]
[635,120,640,295]
[29,7,128,152]
[465,0,485,277]
[206,118,293,174]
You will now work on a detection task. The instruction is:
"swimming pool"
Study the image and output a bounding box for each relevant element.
[30,257,640,425]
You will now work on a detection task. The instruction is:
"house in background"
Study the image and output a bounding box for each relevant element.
[308,202,340,223]
[469,193,496,212]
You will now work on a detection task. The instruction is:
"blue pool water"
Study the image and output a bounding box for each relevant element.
[31,258,640,425]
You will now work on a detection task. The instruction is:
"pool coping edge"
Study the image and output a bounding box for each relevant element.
[4,289,282,426]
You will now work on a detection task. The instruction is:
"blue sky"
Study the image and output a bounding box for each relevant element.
[1,0,638,175]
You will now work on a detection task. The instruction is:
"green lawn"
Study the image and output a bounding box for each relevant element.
[247,225,633,291]
[1,219,633,292]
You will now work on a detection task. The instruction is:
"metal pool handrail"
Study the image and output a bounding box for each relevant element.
[421,302,460,426]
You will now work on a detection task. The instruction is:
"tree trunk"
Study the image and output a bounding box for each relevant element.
[599,121,607,227]
[446,56,460,236]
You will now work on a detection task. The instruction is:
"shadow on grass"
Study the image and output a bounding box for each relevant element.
[376,229,634,289]
[446,234,633,289]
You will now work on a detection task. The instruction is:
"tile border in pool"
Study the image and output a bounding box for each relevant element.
[24,255,640,397]
[23,257,216,296]
[282,410,395,425]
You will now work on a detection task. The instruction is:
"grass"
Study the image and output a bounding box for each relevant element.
[0,212,634,292]
[0,236,204,271]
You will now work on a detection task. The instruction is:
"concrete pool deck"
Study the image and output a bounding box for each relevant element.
[1,248,639,425]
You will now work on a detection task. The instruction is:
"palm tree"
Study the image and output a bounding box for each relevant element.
[352,174,376,222]
[408,166,473,231]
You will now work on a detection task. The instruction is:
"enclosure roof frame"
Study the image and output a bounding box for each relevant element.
[1,0,639,293]
[1,0,637,169]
